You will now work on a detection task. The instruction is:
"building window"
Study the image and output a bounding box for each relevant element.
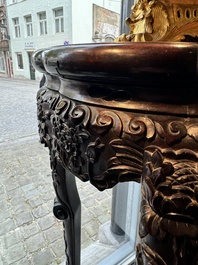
[13,17,20,38]
[1,27,6,40]
[54,7,64,33]
[1,19,5,26]
[0,20,6,40]
[25,15,33,37]
[38,12,47,35]
[16,53,23,69]
[0,55,5,72]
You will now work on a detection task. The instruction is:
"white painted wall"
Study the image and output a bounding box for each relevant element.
[71,0,121,44]
[7,0,72,80]
[6,0,121,80]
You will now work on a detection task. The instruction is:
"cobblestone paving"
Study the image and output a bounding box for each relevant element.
[0,77,112,265]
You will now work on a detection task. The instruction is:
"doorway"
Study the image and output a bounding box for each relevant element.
[28,52,35,80]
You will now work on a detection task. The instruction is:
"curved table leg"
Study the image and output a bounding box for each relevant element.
[53,164,81,265]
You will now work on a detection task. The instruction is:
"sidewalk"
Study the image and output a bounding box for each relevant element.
[0,135,112,265]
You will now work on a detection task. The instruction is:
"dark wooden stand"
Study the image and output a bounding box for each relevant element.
[33,42,198,265]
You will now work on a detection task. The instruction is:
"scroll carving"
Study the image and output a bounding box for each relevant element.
[115,0,198,42]
[37,87,198,191]
[37,88,146,190]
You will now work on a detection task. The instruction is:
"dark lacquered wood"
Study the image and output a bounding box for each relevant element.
[33,42,198,265]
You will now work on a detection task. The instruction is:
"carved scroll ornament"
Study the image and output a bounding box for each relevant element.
[37,86,198,180]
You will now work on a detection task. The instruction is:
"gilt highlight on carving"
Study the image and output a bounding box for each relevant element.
[115,0,198,42]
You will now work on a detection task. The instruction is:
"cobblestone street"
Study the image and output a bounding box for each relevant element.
[0,77,112,265]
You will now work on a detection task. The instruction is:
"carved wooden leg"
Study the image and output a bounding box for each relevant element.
[52,164,81,265]
[136,148,198,265]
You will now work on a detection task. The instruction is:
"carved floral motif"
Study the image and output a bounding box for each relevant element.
[37,88,198,190]
[138,148,198,264]
[37,88,145,190]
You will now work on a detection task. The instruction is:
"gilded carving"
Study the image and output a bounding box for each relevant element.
[115,0,198,42]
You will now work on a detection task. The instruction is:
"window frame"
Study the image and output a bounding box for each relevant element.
[13,17,20,38]
[80,182,140,265]
[54,7,64,33]
[0,55,5,72]
[16,52,23,69]
[38,11,47,35]
[25,15,33,37]
[97,182,140,265]
[1,27,6,40]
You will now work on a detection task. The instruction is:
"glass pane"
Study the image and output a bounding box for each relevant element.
[39,12,46,20]
[27,24,32,36]
[55,8,63,17]
[55,18,59,33]
[0,56,5,71]
[79,181,140,265]
[26,15,32,22]
[27,24,30,35]
[17,53,23,69]
[44,21,47,34]
[61,17,64,32]
[13,17,19,25]
[15,25,20,37]
[40,21,44,34]
[30,24,33,35]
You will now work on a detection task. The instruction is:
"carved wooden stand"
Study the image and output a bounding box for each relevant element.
[33,42,198,265]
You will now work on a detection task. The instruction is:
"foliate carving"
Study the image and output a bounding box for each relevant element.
[37,88,145,190]
[138,147,198,264]
[106,137,143,183]
[142,149,198,238]
[37,87,198,192]
[115,0,198,42]
[86,138,105,164]
[137,243,167,265]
